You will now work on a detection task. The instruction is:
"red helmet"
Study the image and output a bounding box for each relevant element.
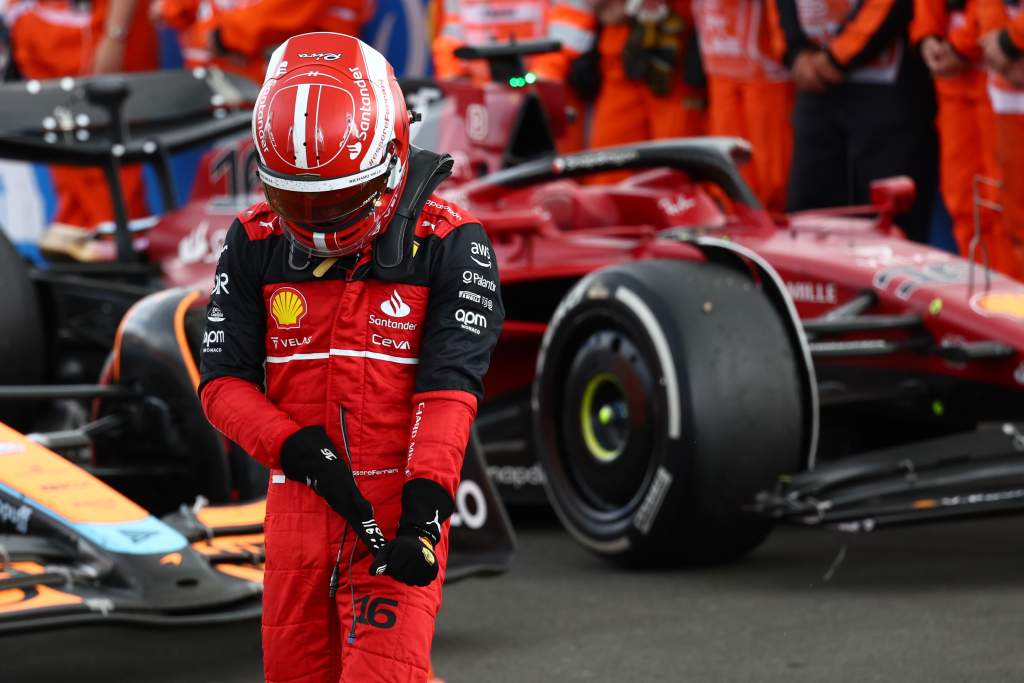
[253,33,410,258]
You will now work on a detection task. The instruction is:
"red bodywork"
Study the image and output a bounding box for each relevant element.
[145,80,1024,461]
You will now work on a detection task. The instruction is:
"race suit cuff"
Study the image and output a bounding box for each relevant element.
[405,390,477,497]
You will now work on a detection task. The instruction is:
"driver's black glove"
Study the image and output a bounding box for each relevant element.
[369,478,454,587]
[280,426,386,554]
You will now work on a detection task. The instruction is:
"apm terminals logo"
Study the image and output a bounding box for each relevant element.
[270,287,308,329]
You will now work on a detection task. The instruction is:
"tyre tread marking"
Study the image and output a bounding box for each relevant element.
[613,286,682,439]
[633,466,673,535]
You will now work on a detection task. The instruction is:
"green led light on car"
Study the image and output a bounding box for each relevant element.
[508,72,537,88]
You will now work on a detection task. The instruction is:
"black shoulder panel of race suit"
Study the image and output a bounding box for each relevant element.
[373,145,455,275]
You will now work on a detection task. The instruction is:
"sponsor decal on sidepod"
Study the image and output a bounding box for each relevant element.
[0,500,32,534]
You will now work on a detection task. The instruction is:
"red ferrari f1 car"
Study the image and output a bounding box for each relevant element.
[415,42,1024,564]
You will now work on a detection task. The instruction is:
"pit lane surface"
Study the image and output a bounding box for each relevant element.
[436,512,1024,683]
[8,513,1023,682]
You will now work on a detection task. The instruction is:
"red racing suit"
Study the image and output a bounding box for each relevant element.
[199,151,503,683]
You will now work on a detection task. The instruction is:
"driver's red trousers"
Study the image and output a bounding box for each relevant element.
[263,475,449,683]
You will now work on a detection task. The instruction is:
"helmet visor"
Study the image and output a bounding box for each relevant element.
[263,172,390,229]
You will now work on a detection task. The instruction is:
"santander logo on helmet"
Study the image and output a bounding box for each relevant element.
[253,33,412,259]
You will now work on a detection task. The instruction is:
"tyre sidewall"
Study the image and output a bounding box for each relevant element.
[534,260,805,564]
[534,266,695,559]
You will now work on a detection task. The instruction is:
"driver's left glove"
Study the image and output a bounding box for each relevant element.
[369,479,454,587]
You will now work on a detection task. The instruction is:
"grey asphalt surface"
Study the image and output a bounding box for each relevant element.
[8,512,1024,682]
[436,511,1024,683]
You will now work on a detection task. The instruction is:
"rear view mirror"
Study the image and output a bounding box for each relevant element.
[870,176,916,214]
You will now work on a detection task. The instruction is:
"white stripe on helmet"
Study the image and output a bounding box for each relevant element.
[292,83,310,169]
[313,84,323,165]
[313,232,328,251]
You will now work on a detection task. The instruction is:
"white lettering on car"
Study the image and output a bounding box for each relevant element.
[178,221,228,265]
[0,442,26,456]
[658,195,697,217]
[0,500,33,534]
[450,480,487,530]
[786,281,837,304]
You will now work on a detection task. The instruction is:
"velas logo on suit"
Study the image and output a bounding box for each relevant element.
[380,290,411,318]
[270,287,308,329]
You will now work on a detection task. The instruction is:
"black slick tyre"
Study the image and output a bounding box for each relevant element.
[0,229,45,429]
[533,259,808,565]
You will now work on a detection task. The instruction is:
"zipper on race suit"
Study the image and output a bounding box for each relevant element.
[328,405,361,646]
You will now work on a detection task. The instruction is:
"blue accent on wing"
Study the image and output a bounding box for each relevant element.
[73,516,189,555]
[0,482,187,556]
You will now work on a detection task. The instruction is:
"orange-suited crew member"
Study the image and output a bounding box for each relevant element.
[432,0,596,150]
[769,0,938,242]
[7,0,157,258]
[694,0,792,211]
[152,0,371,84]
[914,0,1004,266]
[589,0,706,150]
[979,0,1024,279]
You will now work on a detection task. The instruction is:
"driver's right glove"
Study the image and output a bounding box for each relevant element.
[279,426,387,554]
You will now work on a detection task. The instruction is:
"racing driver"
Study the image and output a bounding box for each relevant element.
[198,32,504,683]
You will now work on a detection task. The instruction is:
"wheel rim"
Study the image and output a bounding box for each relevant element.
[561,329,660,512]
[579,372,629,463]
